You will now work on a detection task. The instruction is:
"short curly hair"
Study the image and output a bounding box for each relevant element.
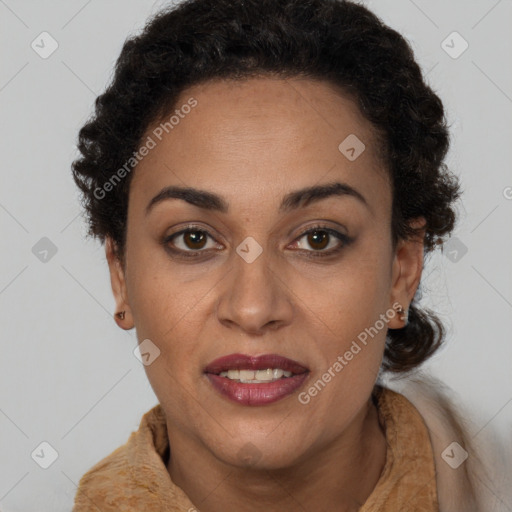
[72,0,461,373]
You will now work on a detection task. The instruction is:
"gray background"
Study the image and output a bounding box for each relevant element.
[1,0,511,510]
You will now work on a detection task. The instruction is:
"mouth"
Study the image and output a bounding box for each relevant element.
[203,353,310,406]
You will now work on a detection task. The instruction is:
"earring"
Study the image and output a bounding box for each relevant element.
[115,311,125,320]
[396,306,408,325]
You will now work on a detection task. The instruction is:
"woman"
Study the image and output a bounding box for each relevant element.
[70,0,506,510]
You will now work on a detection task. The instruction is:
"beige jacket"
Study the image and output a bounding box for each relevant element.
[384,373,512,512]
[72,376,510,511]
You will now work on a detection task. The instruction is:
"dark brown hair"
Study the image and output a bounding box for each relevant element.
[71,0,460,372]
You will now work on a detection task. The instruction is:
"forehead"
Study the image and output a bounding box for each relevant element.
[130,77,390,216]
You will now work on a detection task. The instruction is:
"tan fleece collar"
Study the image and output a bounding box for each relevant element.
[73,387,438,511]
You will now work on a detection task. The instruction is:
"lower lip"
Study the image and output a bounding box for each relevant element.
[206,373,309,406]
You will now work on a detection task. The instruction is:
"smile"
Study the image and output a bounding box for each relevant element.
[219,368,293,382]
[204,353,310,406]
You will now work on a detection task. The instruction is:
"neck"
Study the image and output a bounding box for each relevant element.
[166,397,387,512]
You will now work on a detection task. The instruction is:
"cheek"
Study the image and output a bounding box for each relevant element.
[124,250,218,390]
[125,267,206,416]
[295,261,391,429]
[297,237,393,383]
[299,236,393,331]
[125,234,212,334]
[127,269,204,354]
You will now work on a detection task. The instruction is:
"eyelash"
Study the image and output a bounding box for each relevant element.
[162,223,353,260]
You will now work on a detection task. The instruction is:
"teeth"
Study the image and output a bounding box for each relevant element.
[255,369,274,381]
[273,369,284,379]
[218,368,294,382]
[227,369,240,380]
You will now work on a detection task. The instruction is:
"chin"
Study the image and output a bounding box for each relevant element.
[212,434,307,472]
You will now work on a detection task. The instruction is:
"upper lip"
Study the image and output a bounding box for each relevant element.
[204,353,309,375]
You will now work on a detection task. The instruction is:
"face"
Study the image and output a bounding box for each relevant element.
[107,77,423,470]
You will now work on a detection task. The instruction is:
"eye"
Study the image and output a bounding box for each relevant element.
[290,225,352,257]
[162,223,352,260]
[163,225,222,257]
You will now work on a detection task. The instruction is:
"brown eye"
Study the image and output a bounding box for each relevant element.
[290,225,352,258]
[164,227,221,256]
[307,230,330,250]
[183,230,207,250]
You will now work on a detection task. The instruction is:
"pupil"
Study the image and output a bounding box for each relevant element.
[186,231,206,249]
[309,230,328,250]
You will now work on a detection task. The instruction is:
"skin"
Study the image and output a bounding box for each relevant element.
[106,77,425,511]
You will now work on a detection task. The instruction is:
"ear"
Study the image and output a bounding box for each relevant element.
[387,218,426,329]
[105,237,134,330]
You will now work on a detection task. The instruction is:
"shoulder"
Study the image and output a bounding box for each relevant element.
[382,372,512,512]
[72,441,134,510]
[72,404,190,511]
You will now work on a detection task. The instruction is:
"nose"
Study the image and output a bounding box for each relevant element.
[215,244,294,335]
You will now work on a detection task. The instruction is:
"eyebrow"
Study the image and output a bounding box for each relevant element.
[145,181,369,215]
